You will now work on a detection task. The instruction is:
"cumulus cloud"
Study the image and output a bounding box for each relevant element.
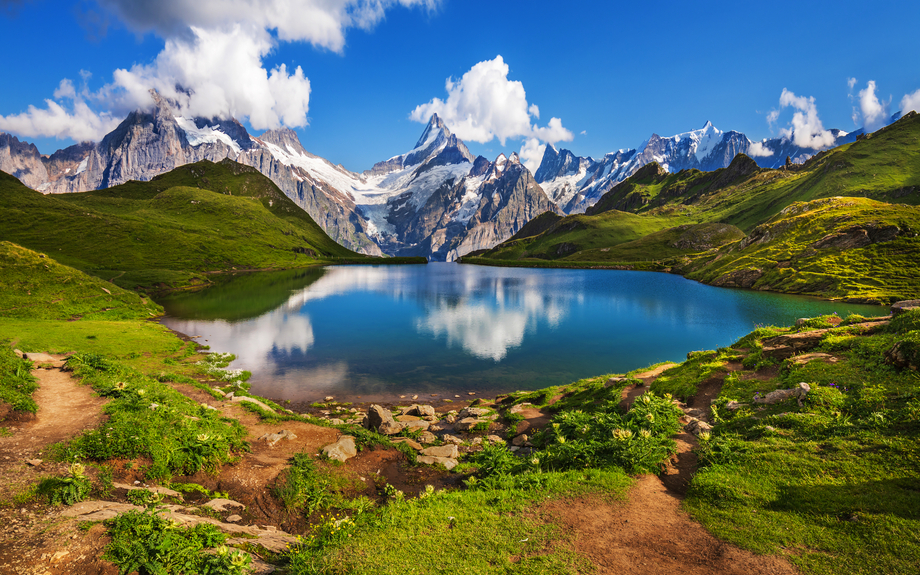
[0,78,120,141]
[857,80,890,131]
[747,141,773,158]
[1,0,437,141]
[518,137,546,173]
[902,88,920,115]
[774,88,836,150]
[410,55,574,147]
[847,77,857,90]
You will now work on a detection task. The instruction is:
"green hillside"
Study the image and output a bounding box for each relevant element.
[0,241,161,321]
[0,159,395,291]
[466,112,920,303]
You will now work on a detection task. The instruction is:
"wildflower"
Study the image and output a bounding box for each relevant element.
[148,403,160,410]
[612,429,633,441]
[196,433,211,442]
[699,432,711,441]
[557,435,567,444]
[639,429,652,439]
[216,545,229,556]
[530,457,540,466]
[645,413,655,422]
[137,389,146,396]
[69,463,86,478]
[114,381,127,390]
[230,552,248,567]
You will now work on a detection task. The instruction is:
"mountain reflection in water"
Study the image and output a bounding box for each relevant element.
[158,263,882,403]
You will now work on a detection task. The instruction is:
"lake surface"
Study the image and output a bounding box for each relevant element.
[158,263,883,403]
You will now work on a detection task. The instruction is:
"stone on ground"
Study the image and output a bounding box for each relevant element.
[322,436,358,462]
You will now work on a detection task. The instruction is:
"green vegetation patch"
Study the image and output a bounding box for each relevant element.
[685,318,920,575]
[59,353,248,480]
[650,350,727,400]
[0,344,38,413]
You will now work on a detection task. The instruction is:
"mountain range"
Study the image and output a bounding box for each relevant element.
[0,93,897,260]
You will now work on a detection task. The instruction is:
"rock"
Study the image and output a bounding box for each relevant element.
[226,514,242,523]
[26,459,43,467]
[212,388,226,396]
[403,420,431,432]
[508,403,534,414]
[442,434,463,445]
[509,445,521,452]
[885,340,920,371]
[891,300,920,315]
[416,456,458,471]
[421,444,459,459]
[203,498,245,513]
[684,419,713,436]
[231,396,275,413]
[486,435,504,444]
[367,404,395,430]
[418,431,437,444]
[257,430,297,447]
[13,349,24,358]
[604,376,627,388]
[390,437,423,451]
[23,352,56,363]
[324,396,334,402]
[725,400,743,411]
[50,550,69,563]
[458,407,491,418]
[328,418,345,425]
[395,414,421,422]
[753,382,811,406]
[685,408,707,420]
[511,434,529,446]
[470,437,483,446]
[442,414,457,424]
[408,404,436,417]
[378,421,408,435]
[201,403,218,411]
[795,318,810,327]
[113,483,181,498]
[455,417,483,432]
[322,436,357,462]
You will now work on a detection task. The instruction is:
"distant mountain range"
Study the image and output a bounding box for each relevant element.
[0,94,899,260]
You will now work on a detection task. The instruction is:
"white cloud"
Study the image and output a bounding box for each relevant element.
[847,77,857,90]
[1,0,436,141]
[902,89,920,115]
[747,141,773,158]
[775,88,836,150]
[766,109,780,128]
[857,80,890,131]
[0,78,121,141]
[410,55,573,146]
[518,137,546,173]
[580,130,587,136]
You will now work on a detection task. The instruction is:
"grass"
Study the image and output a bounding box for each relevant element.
[0,159,386,292]
[684,312,920,575]
[283,468,634,575]
[0,344,38,413]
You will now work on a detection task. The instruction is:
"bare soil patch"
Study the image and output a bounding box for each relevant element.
[537,476,797,575]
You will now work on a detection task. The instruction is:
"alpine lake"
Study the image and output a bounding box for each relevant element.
[158,263,883,404]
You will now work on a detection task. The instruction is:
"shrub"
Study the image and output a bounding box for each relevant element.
[37,463,92,505]
[103,508,250,575]
[273,453,335,515]
[886,308,920,334]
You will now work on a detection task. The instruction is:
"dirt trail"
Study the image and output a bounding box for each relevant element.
[0,356,116,575]
[549,362,799,574]
[541,477,796,575]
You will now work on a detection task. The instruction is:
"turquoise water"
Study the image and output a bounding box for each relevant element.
[158,263,883,403]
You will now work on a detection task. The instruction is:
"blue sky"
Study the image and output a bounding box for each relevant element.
[2,0,919,172]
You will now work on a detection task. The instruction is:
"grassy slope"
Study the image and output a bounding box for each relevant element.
[0,159,391,291]
[468,113,920,302]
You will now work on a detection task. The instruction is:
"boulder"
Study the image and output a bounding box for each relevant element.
[23,352,56,363]
[508,403,534,415]
[753,382,811,405]
[390,437,423,451]
[891,300,920,315]
[459,407,492,418]
[395,414,421,422]
[367,404,395,430]
[203,498,245,513]
[441,434,463,445]
[604,377,627,388]
[257,430,297,447]
[378,421,408,435]
[885,340,920,371]
[417,456,458,471]
[418,431,437,444]
[455,417,483,432]
[684,419,712,436]
[408,404,436,418]
[511,434,529,446]
[403,419,431,432]
[725,400,743,411]
[322,436,357,462]
[421,444,459,459]
[486,435,504,444]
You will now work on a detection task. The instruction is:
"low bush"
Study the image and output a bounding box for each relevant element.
[36,463,92,505]
[103,508,250,575]
[273,453,338,516]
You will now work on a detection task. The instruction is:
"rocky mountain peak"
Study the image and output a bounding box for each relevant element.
[470,155,491,177]
[257,127,305,154]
